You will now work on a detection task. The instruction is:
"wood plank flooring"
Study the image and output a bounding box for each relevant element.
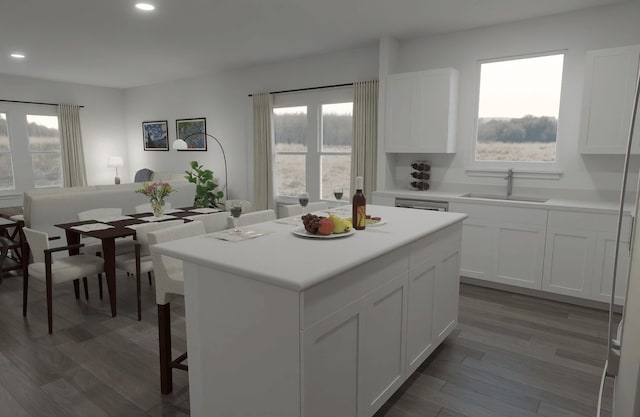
[0,271,615,417]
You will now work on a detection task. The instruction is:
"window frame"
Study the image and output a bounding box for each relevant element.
[272,87,353,203]
[0,112,16,191]
[467,50,567,177]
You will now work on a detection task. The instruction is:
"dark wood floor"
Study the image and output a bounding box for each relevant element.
[0,271,614,417]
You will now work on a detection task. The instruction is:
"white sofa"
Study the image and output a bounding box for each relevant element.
[23,181,197,246]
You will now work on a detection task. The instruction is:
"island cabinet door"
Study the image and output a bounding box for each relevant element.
[358,273,408,417]
[302,301,362,417]
[405,256,436,375]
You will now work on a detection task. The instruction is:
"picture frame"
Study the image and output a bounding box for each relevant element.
[142,120,169,151]
[176,117,207,151]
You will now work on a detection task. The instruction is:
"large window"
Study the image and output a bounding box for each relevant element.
[475,53,564,163]
[0,113,15,190]
[27,114,63,188]
[273,88,352,201]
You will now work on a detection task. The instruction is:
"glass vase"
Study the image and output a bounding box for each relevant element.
[151,198,165,217]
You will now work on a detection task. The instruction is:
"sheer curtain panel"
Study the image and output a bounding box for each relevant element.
[58,104,87,187]
[253,93,275,210]
[351,80,378,198]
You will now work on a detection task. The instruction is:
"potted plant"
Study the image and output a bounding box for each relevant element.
[185,161,224,208]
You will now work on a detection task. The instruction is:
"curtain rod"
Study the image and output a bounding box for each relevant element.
[248,82,353,97]
[0,99,84,108]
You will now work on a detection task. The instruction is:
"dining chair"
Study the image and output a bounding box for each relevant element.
[114,219,183,320]
[148,220,206,394]
[186,211,230,233]
[135,202,173,214]
[22,227,105,334]
[227,209,276,228]
[0,236,10,284]
[280,201,329,218]
[76,208,135,255]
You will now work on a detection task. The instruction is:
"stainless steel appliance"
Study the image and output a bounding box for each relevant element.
[395,197,448,212]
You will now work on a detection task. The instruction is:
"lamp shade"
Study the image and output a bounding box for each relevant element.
[172,139,188,150]
[107,156,124,168]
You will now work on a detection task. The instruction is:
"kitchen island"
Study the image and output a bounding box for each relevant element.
[151,205,466,417]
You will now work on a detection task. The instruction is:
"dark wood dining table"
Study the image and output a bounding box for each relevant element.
[55,207,216,317]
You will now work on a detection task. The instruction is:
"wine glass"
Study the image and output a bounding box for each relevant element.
[333,187,344,201]
[298,192,309,215]
[229,202,243,233]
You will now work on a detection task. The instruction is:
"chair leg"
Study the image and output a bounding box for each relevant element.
[148,272,153,287]
[46,277,53,334]
[83,277,89,300]
[158,303,173,394]
[73,279,80,299]
[136,272,141,321]
[97,274,103,299]
[22,271,29,317]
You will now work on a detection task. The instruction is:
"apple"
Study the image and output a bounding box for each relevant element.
[317,218,334,235]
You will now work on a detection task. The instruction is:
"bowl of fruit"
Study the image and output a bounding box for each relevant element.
[293,213,355,239]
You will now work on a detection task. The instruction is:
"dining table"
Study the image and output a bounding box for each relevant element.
[54,207,225,317]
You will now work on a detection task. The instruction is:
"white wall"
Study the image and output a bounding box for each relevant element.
[123,46,379,201]
[0,74,126,207]
[384,1,640,199]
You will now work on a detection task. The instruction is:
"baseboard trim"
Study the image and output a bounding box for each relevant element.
[460,276,622,313]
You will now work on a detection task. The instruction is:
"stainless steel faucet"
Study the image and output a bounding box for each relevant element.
[505,169,513,197]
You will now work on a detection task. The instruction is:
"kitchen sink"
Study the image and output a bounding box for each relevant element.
[461,193,549,203]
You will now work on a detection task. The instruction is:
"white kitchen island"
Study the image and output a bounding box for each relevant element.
[151,205,467,417]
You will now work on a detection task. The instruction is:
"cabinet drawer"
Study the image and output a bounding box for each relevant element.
[547,210,632,236]
[451,202,547,226]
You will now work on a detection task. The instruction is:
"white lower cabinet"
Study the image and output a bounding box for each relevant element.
[543,210,631,304]
[450,202,547,290]
[301,223,462,417]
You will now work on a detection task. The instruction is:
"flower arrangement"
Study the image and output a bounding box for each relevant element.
[135,182,174,216]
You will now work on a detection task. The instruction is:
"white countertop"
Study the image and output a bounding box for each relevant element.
[150,205,467,292]
[374,189,634,215]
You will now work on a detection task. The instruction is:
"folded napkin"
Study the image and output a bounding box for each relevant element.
[139,214,178,222]
[190,207,223,214]
[207,228,271,242]
[95,215,134,223]
[71,223,115,232]
[273,217,302,226]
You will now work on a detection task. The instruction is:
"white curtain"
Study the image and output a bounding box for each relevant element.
[351,80,378,198]
[253,93,275,210]
[58,104,87,187]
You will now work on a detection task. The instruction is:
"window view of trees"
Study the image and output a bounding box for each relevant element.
[273,102,352,200]
[475,54,563,162]
[0,113,15,190]
[27,115,63,188]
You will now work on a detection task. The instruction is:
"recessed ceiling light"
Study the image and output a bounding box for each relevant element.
[135,3,155,11]
[10,53,25,59]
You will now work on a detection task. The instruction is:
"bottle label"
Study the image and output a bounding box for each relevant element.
[356,205,366,229]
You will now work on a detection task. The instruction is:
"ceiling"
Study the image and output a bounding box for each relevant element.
[0,0,629,89]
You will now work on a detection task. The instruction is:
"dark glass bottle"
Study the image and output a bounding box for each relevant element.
[352,176,366,230]
[410,171,430,180]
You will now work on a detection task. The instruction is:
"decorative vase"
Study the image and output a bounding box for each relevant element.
[151,198,165,217]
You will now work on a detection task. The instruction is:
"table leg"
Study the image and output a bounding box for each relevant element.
[65,230,82,299]
[102,238,117,317]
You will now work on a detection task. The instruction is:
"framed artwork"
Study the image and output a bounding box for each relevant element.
[142,120,169,151]
[176,117,207,151]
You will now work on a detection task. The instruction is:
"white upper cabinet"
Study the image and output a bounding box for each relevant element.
[579,45,640,154]
[385,68,458,153]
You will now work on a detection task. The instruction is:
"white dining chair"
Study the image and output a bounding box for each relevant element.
[148,220,206,394]
[280,201,329,218]
[135,202,173,214]
[114,219,184,320]
[22,227,105,334]
[227,209,276,228]
[186,211,230,233]
[76,208,135,257]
